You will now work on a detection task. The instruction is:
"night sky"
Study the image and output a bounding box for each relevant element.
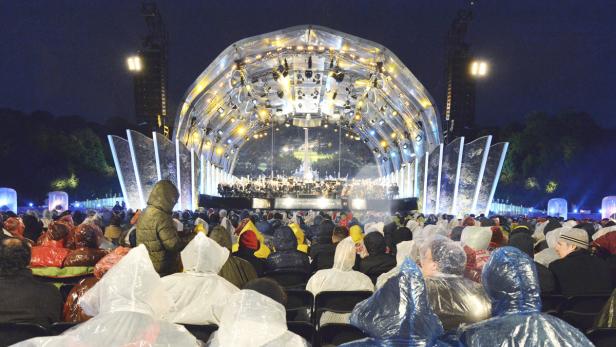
[2,0,616,128]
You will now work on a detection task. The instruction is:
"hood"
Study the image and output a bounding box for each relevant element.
[233,219,271,258]
[333,237,357,271]
[546,227,565,248]
[593,224,616,241]
[181,233,229,274]
[317,220,335,244]
[289,223,305,245]
[79,245,172,317]
[405,220,421,234]
[481,246,541,316]
[508,233,534,258]
[273,226,298,251]
[365,222,385,234]
[146,180,179,213]
[396,240,414,265]
[364,232,387,255]
[350,225,364,243]
[391,227,412,248]
[210,225,232,250]
[214,289,288,346]
[350,258,444,342]
[73,223,104,248]
[461,226,492,250]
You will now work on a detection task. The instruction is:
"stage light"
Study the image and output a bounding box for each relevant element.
[380,140,387,148]
[350,198,367,210]
[204,140,212,149]
[403,143,408,149]
[236,126,247,136]
[227,139,232,144]
[28,202,33,207]
[215,146,224,156]
[354,114,361,121]
[217,107,224,114]
[573,209,578,213]
[369,130,376,136]
[126,55,142,72]
[599,209,604,214]
[470,60,489,77]
[75,202,81,208]
[217,129,223,136]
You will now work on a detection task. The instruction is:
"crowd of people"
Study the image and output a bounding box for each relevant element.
[1,179,615,346]
[218,177,399,199]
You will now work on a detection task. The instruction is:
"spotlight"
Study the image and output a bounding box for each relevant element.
[28,202,34,207]
[305,56,313,78]
[217,107,224,114]
[217,129,223,136]
[403,143,408,149]
[379,120,385,126]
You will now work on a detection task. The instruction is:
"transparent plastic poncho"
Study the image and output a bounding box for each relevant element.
[342,259,449,346]
[162,233,239,324]
[306,237,374,294]
[419,236,491,331]
[460,226,492,251]
[207,290,308,347]
[15,245,199,347]
[457,247,594,347]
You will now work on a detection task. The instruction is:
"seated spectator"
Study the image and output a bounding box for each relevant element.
[289,222,309,253]
[309,220,336,271]
[593,225,616,254]
[233,219,270,258]
[0,238,62,327]
[375,239,413,288]
[390,226,412,256]
[341,259,447,346]
[419,236,491,330]
[22,212,43,243]
[508,232,556,293]
[209,225,257,288]
[461,226,492,271]
[488,226,507,250]
[63,223,108,267]
[549,228,613,296]
[458,247,593,347]
[265,226,311,274]
[535,227,563,267]
[207,278,307,346]
[233,230,266,276]
[332,225,350,243]
[349,225,368,258]
[18,245,199,346]
[104,213,123,244]
[63,247,130,322]
[162,233,239,324]
[3,216,29,243]
[306,237,373,296]
[359,232,396,283]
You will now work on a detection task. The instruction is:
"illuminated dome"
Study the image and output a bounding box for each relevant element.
[173,25,442,175]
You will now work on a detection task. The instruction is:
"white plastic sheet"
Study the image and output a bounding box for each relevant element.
[163,233,238,324]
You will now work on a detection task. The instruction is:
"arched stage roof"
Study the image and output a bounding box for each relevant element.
[174,25,442,175]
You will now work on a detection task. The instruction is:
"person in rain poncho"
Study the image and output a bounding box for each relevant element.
[457,247,593,347]
[375,239,414,289]
[136,180,185,276]
[534,227,563,267]
[219,210,235,235]
[162,233,239,325]
[307,237,373,294]
[265,226,311,274]
[360,232,396,284]
[289,222,309,253]
[460,226,492,271]
[209,225,257,288]
[232,218,271,259]
[15,245,199,347]
[206,289,308,347]
[508,232,556,294]
[340,258,449,347]
[419,235,491,331]
[310,219,337,271]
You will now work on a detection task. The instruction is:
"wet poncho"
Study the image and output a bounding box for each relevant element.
[162,233,239,324]
[341,259,449,347]
[206,289,308,346]
[457,247,593,347]
[15,245,199,347]
[265,226,311,274]
[306,237,374,294]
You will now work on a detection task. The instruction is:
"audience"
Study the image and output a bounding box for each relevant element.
[309,219,336,271]
[163,233,239,324]
[508,231,556,293]
[0,238,62,327]
[419,236,491,330]
[457,247,594,346]
[136,180,185,276]
[341,259,447,346]
[549,227,613,296]
[209,225,257,288]
[15,245,200,346]
[359,232,396,283]
[265,226,311,274]
[234,230,266,276]
[207,278,307,346]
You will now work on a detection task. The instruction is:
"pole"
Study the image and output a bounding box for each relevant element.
[338,122,342,179]
[270,121,274,178]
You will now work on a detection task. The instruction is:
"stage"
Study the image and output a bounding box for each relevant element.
[199,195,417,212]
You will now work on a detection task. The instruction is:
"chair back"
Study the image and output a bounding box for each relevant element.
[314,291,372,327]
[50,322,79,335]
[317,323,367,347]
[182,324,218,343]
[286,321,315,345]
[559,294,611,332]
[264,270,309,289]
[0,322,50,346]
[587,328,616,347]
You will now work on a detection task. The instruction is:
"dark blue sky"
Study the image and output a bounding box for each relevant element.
[1,0,615,128]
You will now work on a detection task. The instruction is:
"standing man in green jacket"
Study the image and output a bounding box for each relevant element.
[136,180,185,275]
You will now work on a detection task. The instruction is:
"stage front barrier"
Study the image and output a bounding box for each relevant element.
[127,130,158,208]
[475,142,509,216]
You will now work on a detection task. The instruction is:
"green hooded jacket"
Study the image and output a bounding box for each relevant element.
[136,180,183,275]
[209,225,257,288]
